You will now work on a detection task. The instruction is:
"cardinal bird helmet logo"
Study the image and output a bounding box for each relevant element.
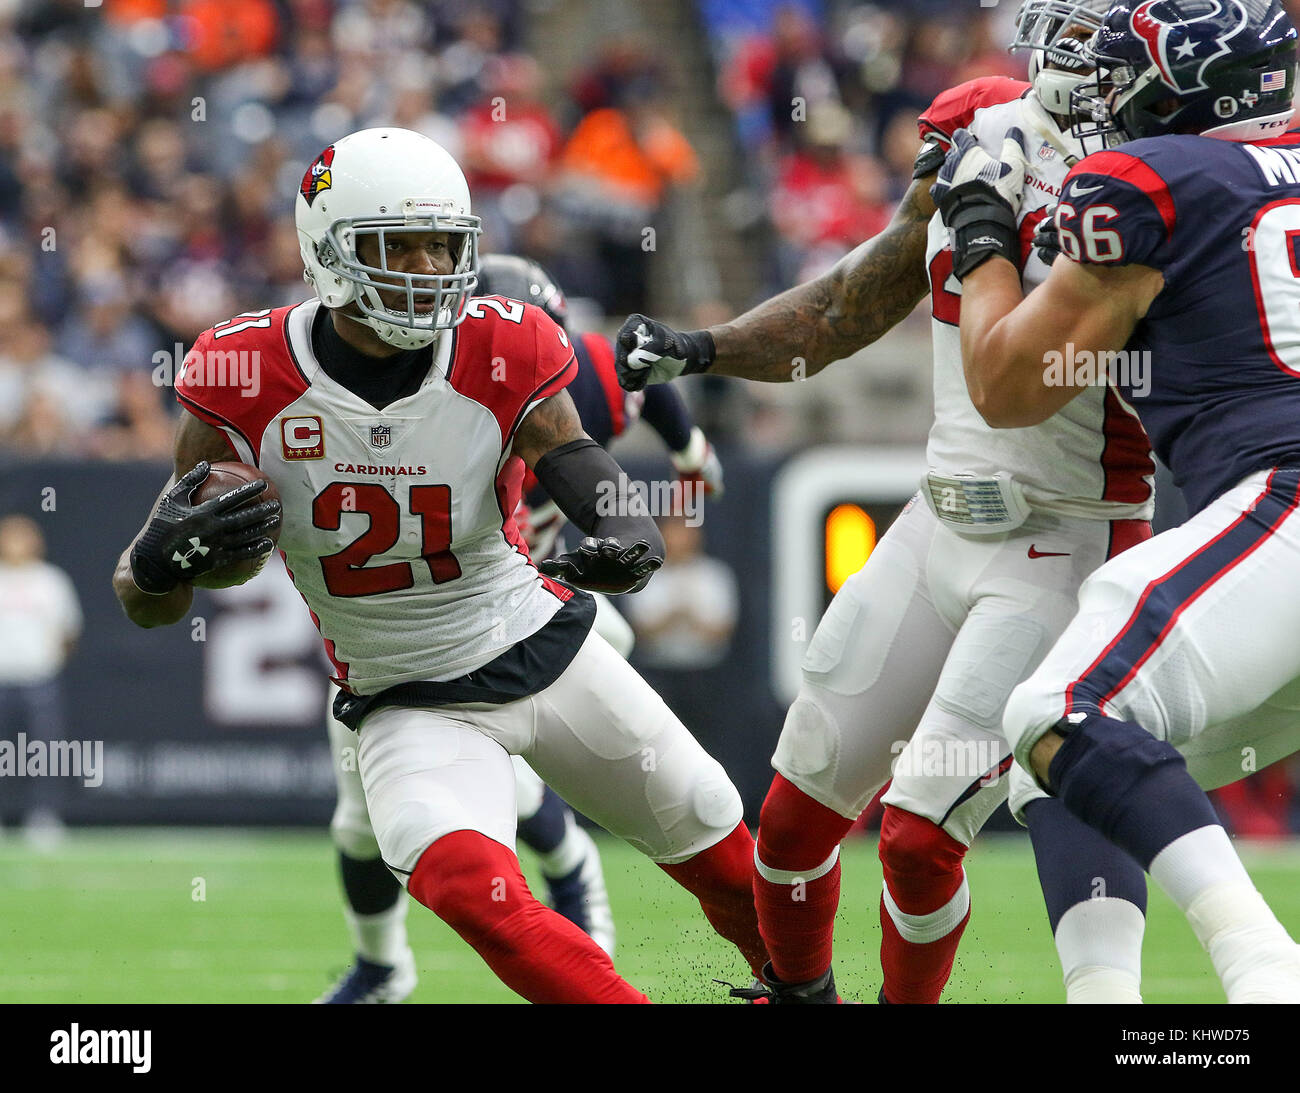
[300,145,336,207]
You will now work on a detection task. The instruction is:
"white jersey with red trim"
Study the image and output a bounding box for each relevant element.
[176,296,579,695]
[920,78,1155,521]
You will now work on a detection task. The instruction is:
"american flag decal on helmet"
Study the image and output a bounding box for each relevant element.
[1262,70,1288,92]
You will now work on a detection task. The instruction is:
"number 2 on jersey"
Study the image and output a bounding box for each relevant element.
[313,482,462,596]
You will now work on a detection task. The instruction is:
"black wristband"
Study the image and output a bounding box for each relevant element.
[676,328,716,376]
[913,139,948,181]
[533,438,665,558]
[129,542,179,595]
[941,191,1020,280]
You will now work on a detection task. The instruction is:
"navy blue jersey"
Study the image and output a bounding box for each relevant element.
[1056,131,1300,513]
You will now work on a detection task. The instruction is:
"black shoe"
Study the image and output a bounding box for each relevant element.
[728,962,839,1004]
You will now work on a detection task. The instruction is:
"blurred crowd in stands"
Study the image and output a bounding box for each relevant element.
[0,0,1040,462]
[2,0,1297,834]
[706,0,1028,287]
[4,0,1300,465]
[0,0,700,459]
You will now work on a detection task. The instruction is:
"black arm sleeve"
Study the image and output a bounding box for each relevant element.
[640,384,694,453]
[533,438,665,558]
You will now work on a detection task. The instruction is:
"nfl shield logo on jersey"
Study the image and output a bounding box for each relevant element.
[370,424,391,450]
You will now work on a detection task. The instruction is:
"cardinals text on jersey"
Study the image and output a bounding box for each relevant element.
[921,78,1155,522]
[176,296,580,695]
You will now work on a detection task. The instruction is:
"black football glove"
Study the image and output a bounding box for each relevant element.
[1033,208,1062,267]
[931,127,1029,280]
[539,536,663,595]
[616,314,715,392]
[129,461,282,594]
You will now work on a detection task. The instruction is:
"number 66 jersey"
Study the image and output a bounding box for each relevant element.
[175,296,581,696]
[1055,129,1300,514]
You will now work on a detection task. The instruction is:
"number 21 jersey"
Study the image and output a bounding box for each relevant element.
[175,296,580,695]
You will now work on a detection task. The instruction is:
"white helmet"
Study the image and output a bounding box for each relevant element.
[295,127,481,351]
[1011,0,1113,116]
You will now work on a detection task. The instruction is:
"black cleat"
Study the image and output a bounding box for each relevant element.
[727,962,839,1004]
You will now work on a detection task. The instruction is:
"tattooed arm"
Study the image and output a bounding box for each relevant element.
[710,176,936,380]
[616,175,938,391]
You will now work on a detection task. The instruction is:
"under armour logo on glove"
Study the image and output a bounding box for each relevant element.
[173,538,210,569]
[930,127,1030,281]
[130,461,282,595]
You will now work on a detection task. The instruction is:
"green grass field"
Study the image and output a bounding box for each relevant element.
[1,829,1298,1003]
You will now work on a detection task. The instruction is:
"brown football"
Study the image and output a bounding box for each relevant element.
[189,461,281,589]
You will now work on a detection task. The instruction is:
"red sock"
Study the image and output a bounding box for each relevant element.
[410,830,648,1003]
[877,806,970,1004]
[659,821,768,978]
[752,774,855,984]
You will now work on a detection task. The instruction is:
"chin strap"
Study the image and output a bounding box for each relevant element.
[1023,92,1083,167]
[335,307,439,351]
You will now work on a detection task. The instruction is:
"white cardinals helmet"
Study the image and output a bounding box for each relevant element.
[1011,0,1113,115]
[295,128,481,350]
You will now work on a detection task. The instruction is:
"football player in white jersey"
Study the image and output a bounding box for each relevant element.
[617,0,1156,1004]
[941,0,1300,1004]
[316,254,723,1002]
[112,128,768,1003]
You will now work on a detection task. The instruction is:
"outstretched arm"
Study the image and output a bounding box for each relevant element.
[710,176,937,379]
[616,175,936,388]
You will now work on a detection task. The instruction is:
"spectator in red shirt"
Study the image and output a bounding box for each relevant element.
[460,54,562,251]
[769,100,892,284]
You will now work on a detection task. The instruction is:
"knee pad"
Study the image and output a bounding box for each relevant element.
[644,758,744,864]
[756,774,853,871]
[688,767,745,839]
[330,796,380,859]
[1048,711,1217,867]
[1048,712,1183,801]
[771,692,839,780]
[878,805,968,882]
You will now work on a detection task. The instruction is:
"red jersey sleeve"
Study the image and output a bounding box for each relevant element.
[526,304,579,413]
[918,77,1032,147]
[173,306,310,466]
[1057,150,1176,269]
[449,299,578,448]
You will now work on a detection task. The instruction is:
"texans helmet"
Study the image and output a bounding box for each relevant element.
[1072,0,1298,153]
[474,254,569,331]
